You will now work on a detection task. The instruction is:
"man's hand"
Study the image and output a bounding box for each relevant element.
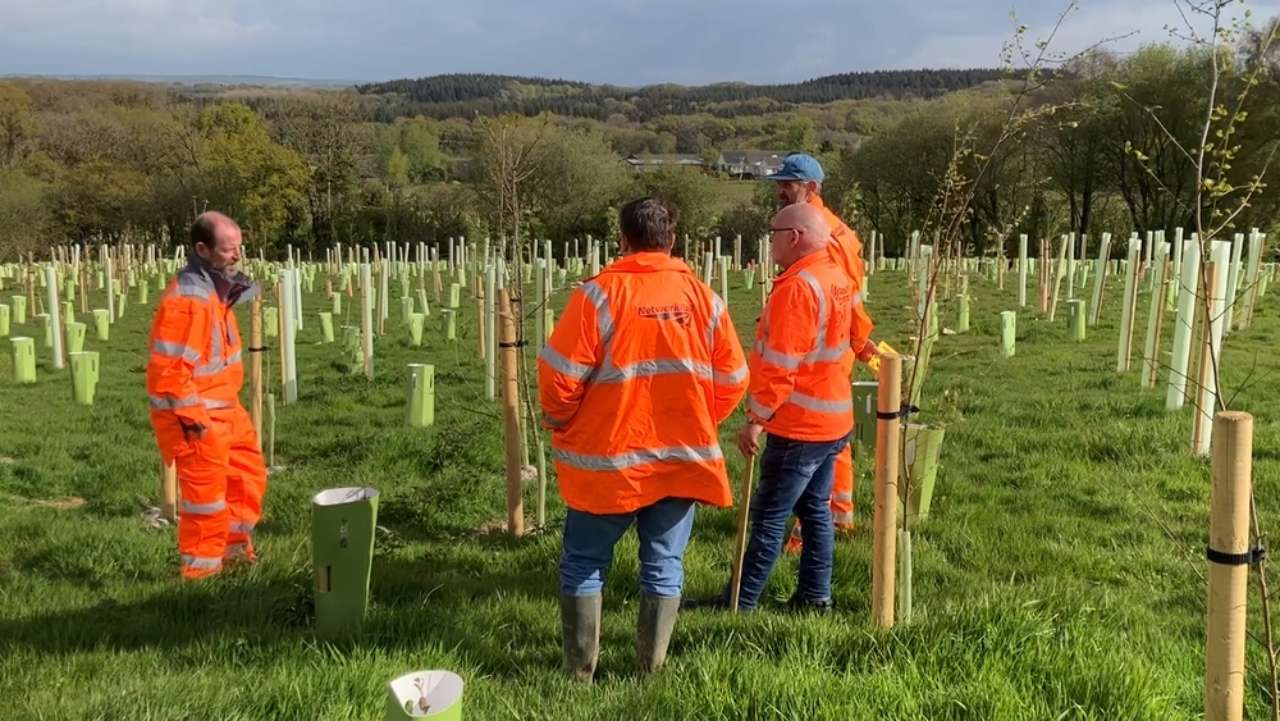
[737,422,764,458]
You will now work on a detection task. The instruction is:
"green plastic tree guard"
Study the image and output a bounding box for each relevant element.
[115,292,127,319]
[448,283,461,309]
[264,307,279,338]
[1068,299,1086,341]
[64,279,76,302]
[312,486,380,639]
[92,309,110,341]
[1000,311,1016,358]
[65,321,87,353]
[310,310,332,344]
[332,293,342,316]
[957,294,970,333]
[406,363,435,427]
[10,295,25,324]
[342,325,361,373]
[0,304,8,337]
[70,351,99,405]
[416,289,430,316]
[63,300,75,324]
[137,281,148,305]
[35,313,51,348]
[11,337,35,384]
[441,309,456,341]
[408,313,425,347]
[744,269,755,290]
[898,424,946,521]
[386,670,464,720]
[400,296,414,323]
[852,380,877,452]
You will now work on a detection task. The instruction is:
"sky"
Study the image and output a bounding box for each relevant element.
[0,0,1275,86]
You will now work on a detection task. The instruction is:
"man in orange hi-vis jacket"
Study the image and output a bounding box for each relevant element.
[147,212,265,580]
[768,153,878,550]
[696,203,853,613]
[538,197,748,681]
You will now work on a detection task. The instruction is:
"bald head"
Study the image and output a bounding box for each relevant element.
[191,211,243,271]
[769,204,831,268]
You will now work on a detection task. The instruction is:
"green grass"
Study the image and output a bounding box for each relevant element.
[1,259,1278,720]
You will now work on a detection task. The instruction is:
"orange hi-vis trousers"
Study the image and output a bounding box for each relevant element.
[153,405,267,579]
[788,444,854,548]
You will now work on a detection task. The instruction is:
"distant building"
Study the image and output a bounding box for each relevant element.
[718,151,788,179]
[623,154,706,173]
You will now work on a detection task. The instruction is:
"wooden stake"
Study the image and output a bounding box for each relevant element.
[476,285,486,361]
[161,461,178,523]
[728,455,756,614]
[872,353,902,629]
[251,295,264,445]
[1204,411,1253,721]
[498,289,524,537]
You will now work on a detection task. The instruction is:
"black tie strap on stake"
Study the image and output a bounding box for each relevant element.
[248,346,271,353]
[1206,545,1267,567]
[498,340,528,349]
[877,404,920,421]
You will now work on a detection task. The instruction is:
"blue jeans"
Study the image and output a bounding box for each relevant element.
[729,434,846,610]
[560,498,697,598]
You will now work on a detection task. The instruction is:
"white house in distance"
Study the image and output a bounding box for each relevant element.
[718,151,787,179]
[623,154,706,172]
[622,150,789,178]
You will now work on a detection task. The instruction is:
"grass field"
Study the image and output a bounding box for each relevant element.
[1,255,1278,720]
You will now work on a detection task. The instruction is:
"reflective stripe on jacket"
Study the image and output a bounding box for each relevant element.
[147,261,257,442]
[538,252,748,515]
[809,195,875,359]
[747,249,854,442]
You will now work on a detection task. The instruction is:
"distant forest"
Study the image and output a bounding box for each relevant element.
[357,69,1008,121]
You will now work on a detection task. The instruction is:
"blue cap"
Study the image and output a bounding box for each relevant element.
[769,153,824,183]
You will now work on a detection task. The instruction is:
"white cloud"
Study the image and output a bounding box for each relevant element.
[894,0,1280,70]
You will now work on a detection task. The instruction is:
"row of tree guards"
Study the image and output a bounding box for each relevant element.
[0,228,1274,712]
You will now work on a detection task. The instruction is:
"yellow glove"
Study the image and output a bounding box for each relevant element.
[866,341,897,375]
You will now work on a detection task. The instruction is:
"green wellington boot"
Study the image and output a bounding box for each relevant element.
[636,594,680,675]
[560,594,602,683]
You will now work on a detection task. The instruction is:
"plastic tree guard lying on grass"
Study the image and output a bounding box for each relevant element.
[386,670,464,720]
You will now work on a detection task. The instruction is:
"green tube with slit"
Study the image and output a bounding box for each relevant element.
[312,487,380,639]
[70,350,98,405]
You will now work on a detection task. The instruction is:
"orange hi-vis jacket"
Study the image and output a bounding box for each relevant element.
[147,260,257,451]
[538,252,748,515]
[747,249,855,442]
[809,195,876,361]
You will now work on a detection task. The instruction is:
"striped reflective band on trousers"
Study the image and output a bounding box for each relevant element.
[552,444,723,471]
[181,498,227,515]
[229,520,255,535]
[223,543,251,559]
[181,554,222,570]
